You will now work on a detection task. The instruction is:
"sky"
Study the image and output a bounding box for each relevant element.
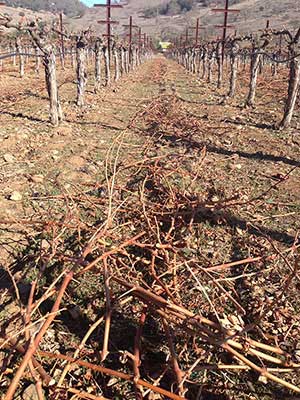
[81,0,93,5]
[81,0,105,6]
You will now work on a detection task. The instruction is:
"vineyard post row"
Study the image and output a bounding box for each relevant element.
[169,25,300,130]
[0,8,154,126]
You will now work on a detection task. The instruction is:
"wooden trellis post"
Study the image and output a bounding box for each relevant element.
[185,27,189,46]
[134,28,143,66]
[123,16,138,65]
[182,26,199,49]
[94,0,123,57]
[212,0,239,64]
[123,16,138,46]
[137,27,142,50]
[191,18,205,46]
[191,18,205,74]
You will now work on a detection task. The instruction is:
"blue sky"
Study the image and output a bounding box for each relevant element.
[81,0,93,5]
[82,0,105,6]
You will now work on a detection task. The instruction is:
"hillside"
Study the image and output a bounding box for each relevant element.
[70,0,300,41]
[0,0,299,40]
[3,0,86,17]
[0,4,54,28]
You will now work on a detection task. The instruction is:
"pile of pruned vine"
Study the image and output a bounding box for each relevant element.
[0,89,300,399]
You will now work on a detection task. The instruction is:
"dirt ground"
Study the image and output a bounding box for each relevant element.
[0,55,300,399]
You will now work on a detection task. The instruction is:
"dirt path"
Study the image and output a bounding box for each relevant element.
[1,56,299,255]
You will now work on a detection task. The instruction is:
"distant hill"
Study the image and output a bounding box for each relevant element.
[0,0,299,41]
[4,0,86,17]
[69,0,300,41]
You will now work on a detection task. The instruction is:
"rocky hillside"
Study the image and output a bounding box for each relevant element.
[0,0,299,41]
[69,0,300,41]
[0,4,54,28]
[4,0,86,17]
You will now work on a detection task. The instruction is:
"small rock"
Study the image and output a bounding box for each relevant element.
[211,195,219,203]
[236,227,244,236]
[235,164,242,170]
[148,392,163,400]
[107,377,119,387]
[51,150,59,160]
[3,154,15,163]
[41,239,50,250]
[9,191,23,201]
[258,375,268,384]
[30,174,44,184]
[22,384,44,400]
